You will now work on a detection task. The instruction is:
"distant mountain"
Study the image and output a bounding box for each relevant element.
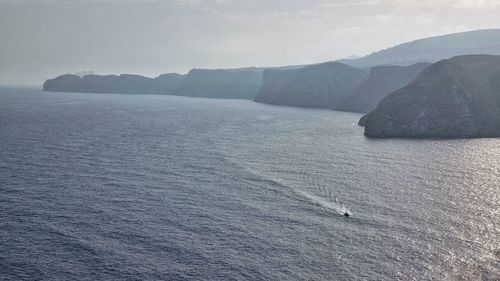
[43,67,291,99]
[175,68,263,99]
[254,62,368,108]
[334,62,431,113]
[147,73,185,94]
[43,73,185,95]
[44,74,150,94]
[44,29,500,106]
[362,55,500,138]
[258,29,500,111]
[43,74,84,92]
[341,29,500,67]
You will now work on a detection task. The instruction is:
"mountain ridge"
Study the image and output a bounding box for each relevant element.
[362,55,500,138]
[340,29,500,67]
[254,62,368,108]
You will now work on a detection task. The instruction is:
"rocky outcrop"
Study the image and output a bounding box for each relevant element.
[340,29,500,67]
[44,68,264,99]
[358,115,368,126]
[335,62,430,113]
[43,73,185,95]
[254,62,368,108]
[147,73,185,94]
[175,68,263,99]
[362,55,500,138]
[43,74,84,92]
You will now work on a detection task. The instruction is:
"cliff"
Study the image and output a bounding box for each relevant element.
[335,62,430,113]
[43,74,85,92]
[43,68,265,99]
[175,68,263,99]
[147,73,185,94]
[43,73,185,95]
[254,62,368,108]
[362,55,500,138]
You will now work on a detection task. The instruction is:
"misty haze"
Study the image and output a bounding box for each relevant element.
[1,1,500,280]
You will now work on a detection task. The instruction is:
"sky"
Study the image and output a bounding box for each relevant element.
[1,0,500,86]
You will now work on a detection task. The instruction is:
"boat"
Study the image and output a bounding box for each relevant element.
[340,202,350,217]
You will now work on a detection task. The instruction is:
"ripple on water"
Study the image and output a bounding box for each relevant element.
[0,89,499,280]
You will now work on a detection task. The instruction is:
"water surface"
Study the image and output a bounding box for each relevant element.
[1,89,499,280]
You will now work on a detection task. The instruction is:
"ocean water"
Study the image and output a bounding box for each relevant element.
[1,88,499,280]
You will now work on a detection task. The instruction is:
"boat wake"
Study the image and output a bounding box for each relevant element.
[214,150,352,217]
[296,189,351,216]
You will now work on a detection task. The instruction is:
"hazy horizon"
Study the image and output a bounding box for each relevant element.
[2,0,500,86]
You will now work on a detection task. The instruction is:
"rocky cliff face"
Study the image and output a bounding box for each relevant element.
[362,55,500,138]
[44,68,264,99]
[175,68,263,99]
[43,74,84,92]
[43,73,185,95]
[254,62,368,108]
[335,62,430,113]
[148,73,185,94]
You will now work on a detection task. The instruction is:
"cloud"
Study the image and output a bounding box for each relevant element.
[1,0,500,85]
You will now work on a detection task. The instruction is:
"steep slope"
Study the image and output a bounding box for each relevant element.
[363,56,500,138]
[82,74,152,94]
[147,73,185,94]
[335,62,430,113]
[341,29,500,67]
[43,74,84,92]
[175,68,263,99]
[43,73,185,95]
[451,54,500,101]
[254,62,368,108]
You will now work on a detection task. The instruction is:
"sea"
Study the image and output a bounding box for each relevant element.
[1,88,499,280]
